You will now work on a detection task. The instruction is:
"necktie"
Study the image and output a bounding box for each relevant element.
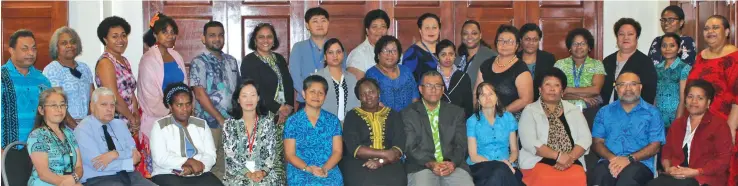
[102,125,116,151]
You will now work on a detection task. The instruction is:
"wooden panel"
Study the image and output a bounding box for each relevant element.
[236,1,295,62]
[242,18,291,58]
[144,1,219,67]
[173,18,212,65]
[455,1,522,52]
[527,1,602,60]
[311,1,379,54]
[164,0,212,5]
[388,1,454,49]
[1,1,67,70]
[540,18,584,59]
[676,0,737,51]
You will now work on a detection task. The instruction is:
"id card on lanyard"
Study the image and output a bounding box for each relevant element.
[572,61,586,111]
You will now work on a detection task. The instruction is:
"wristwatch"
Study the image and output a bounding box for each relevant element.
[72,172,80,183]
[378,159,385,164]
[627,155,635,163]
[302,166,308,172]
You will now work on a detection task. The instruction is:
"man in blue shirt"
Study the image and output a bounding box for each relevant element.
[1,29,51,149]
[590,71,665,186]
[289,7,346,109]
[74,87,156,186]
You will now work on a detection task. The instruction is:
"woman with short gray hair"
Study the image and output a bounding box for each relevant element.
[43,26,94,127]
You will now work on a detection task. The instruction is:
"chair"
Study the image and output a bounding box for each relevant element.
[2,141,32,186]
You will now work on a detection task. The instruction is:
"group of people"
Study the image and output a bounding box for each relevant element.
[2,5,737,186]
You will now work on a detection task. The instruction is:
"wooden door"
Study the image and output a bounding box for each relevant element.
[526,1,603,60]
[1,1,68,70]
[454,1,527,50]
[675,0,737,51]
[384,1,455,50]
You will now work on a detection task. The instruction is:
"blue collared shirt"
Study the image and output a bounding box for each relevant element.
[288,39,346,102]
[1,61,51,146]
[74,115,136,183]
[592,98,665,173]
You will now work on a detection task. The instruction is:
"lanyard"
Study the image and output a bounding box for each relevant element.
[420,42,440,65]
[572,60,586,88]
[246,116,259,155]
[308,39,324,70]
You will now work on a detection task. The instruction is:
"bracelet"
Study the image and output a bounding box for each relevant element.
[302,165,308,172]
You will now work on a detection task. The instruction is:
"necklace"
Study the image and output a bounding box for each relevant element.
[495,56,517,68]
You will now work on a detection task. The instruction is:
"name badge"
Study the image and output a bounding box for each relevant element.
[245,161,256,172]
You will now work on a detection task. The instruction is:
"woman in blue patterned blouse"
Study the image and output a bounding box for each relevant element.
[284,75,343,185]
[223,80,282,186]
[655,33,691,129]
[647,5,696,66]
[365,35,419,111]
[27,88,83,186]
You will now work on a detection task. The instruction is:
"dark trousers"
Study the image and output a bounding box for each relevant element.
[647,174,700,186]
[588,160,654,186]
[470,161,524,186]
[151,172,224,186]
[84,171,157,186]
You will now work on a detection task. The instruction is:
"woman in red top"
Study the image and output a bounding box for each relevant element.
[649,79,732,186]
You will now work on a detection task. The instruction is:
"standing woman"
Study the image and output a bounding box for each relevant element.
[467,82,523,186]
[241,23,294,124]
[364,35,419,111]
[436,39,473,117]
[315,38,359,122]
[27,88,83,186]
[223,80,282,185]
[346,9,390,79]
[555,28,606,111]
[655,33,691,129]
[600,18,658,104]
[518,23,556,99]
[339,78,406,186]
[284,75,343,185]
[475,24,534,118]
[403,13,441,81]
[44,26,94,127]
[456,20,497,87]
[648,5,697,66]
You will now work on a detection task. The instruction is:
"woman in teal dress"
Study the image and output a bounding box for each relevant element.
[655,33,691,128]
[27,88,83,186]
[283,75,343,185]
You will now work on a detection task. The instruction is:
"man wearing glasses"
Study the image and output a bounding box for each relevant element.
[402,71,473,186]
[589,71,665,186]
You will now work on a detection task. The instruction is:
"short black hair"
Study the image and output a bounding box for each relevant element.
[565,28,595,51]
[303,75,329,92]
[374,35,403,64]
[9,29,35,49]
[685,79,716,102]
[707,15,731,39]
[535,68,568,90]
[144,13,179,47]
[417,13,441,29]
[660,32,682,48]
[494,24,520,46]
[662,5,685,30]
[323,38,344,56]
[519,23,543,39]
[163,82,192,109]
[248,23,280,51]
[203,21,224,36]
[97,16,131,45]
[364,9,390,30]
[229,79,267,119]
[305,7,329,22]
[614,18,642,38]
[419,71,443,86]
[354,78,381,98]
[616,70,641,82]
[435,39,456,57]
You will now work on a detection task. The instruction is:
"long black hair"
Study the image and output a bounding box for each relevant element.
[144,12,179,47]
[458,20,491,57]
[474,82,505,120]
[229,79,268,119]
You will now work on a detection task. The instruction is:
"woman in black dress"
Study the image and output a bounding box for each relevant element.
[339,78,406,186]
[475,24,534,119]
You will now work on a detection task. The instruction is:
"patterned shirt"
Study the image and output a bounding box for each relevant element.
[283,110,343,185]
[592,98,665,173]
[423,101,443,162]
[95,52,137,123]
[466,112,517,165]
[1,62,51,147]
[43,61,93,120]
[223,113,282,186]
[554,57,607,109]
[687,51,738,120]
[648,35,697,66]
[189,52,240,128]
[655,58,691,127]
[27,127,78,186]
[364,65,420,111]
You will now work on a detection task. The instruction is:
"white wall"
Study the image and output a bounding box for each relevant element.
[68,0,144,79]
[602,1,670,57]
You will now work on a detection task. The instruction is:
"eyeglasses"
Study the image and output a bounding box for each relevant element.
[421,84,444,90]
[382,49,398,55]
[615,82,641,88]
[497,39,516,46]
[571,41,588,48]
[659,17,679,24]
[44,104,68,110]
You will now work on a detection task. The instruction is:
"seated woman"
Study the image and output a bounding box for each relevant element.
[519,68,592,186]
[339,78,406,185]
[222,80,282,185]
[436,39,473,117]
[27,88,83,186]
[648,79,732,186]
[149,83,223,186]
[284,75,343,185]
[467,82,523,186]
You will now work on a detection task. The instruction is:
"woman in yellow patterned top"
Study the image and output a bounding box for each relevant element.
[339,78,406,185]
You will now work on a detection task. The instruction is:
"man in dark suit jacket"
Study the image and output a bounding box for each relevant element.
[402,71,473,186]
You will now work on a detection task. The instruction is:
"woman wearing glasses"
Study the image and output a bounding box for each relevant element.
[43,26,94,128]
[365,35,419,111]
[28,88,83,186]
[600,18,657,105]
[475,24,534,119]
[647,5,696,66]
[554,28,606,111]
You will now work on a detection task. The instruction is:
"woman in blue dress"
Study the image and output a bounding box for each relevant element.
[365,35,419,111]
[655,33,691,129]
[283,75,343,185]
